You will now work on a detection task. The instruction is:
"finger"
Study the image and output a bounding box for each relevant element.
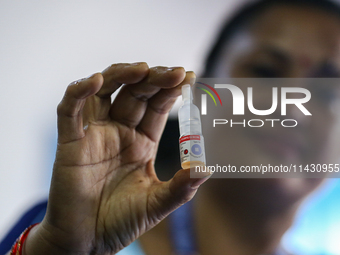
[109,66,186,128]
[149,168,209,218]
[137,71,196,142]
[98,62,150,98]
[83,63,149,123]
[57,73,103,144]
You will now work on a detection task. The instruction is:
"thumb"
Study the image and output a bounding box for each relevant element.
[57,73,104,144]
[152,168,211,217]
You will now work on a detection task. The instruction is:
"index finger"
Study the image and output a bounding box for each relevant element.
[97,62,150,98]
[109,66,186,128]
[84,62,150,123]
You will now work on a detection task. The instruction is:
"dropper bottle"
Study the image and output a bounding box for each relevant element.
[178,84,206,169]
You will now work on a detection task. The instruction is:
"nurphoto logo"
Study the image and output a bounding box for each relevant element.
[196,79,312,128]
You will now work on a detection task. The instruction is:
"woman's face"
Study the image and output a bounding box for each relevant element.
[202,4,340,207]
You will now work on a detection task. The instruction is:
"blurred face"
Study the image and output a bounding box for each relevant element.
[202,4,340,209]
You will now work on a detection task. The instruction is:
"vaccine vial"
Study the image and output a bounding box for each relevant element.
[178,84,206,169]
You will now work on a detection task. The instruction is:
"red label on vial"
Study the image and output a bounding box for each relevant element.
[179,135,201,143]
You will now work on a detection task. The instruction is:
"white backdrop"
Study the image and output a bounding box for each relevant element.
[0,0,239,238]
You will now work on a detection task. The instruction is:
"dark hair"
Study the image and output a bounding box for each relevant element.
[202,0,340,77]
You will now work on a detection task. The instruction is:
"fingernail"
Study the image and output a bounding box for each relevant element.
[131,62,145,66]
[167,66,183,71]
[70,78,84,86]
[190,77,196,86]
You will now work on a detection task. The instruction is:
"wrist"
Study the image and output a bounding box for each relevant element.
[10,223,39,255]
[22,221,88,255]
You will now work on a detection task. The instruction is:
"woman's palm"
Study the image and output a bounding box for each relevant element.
[40,63,200,254]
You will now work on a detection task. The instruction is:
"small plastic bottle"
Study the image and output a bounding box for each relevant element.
[178,84,206,169]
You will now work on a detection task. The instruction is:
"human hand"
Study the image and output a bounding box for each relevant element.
[23,63,206,255]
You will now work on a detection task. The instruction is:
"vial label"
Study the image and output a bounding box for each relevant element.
[179,135,206,167]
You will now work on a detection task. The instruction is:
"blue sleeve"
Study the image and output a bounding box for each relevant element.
[116,240,145,255]
[0,200,47,255]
